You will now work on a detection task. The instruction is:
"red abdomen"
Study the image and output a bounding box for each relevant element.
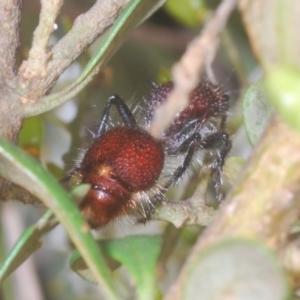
[79,127,164,228]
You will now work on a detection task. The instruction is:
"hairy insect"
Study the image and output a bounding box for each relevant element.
[77,95,164,229]
[146,81,231,201]
[70,80,231,229]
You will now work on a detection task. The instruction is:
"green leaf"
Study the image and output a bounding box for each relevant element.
[265,66,300,130]
[70,235,163,300]
[182,239,291,300]
[102,235,162,300]
[164,0,208,28]
[0,137,118,300]
[243,83,273,145]
[18,116,44,147]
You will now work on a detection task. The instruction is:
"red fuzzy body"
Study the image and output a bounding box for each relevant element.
[79,127,164,229]
[147,81,229,137]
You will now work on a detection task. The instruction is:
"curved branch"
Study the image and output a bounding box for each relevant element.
[21,0,166,117]
[19,0,63,80]
[18,0,130,97]
[153,174,215,227]
[48,0,127,82]
[154,198,215,228]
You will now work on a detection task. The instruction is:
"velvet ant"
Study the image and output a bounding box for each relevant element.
[70,81,231,229]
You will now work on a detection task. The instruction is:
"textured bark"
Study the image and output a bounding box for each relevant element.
[165,116,300,299]
[18,0,130,99]
[0,0,21,81]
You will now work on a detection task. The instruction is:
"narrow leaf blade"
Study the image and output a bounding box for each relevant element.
[0,138,117,300]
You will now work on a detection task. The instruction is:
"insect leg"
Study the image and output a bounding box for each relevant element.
[164,133,202,190]
[96,94,137,138]
[201,131,231,201]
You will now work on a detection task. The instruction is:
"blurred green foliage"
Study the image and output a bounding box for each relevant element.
[164,0,208,28]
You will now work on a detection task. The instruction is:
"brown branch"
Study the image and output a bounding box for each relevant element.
[0,0,21,81]
[154,175,215,227]
[149,0,238,138]
[165,116,300,299]
[152,168,216,228]
[154,198,215,228]
[19,0,63,80]
[18,0,130,97]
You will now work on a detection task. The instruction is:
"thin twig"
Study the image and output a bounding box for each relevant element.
[18,0,130,96]
[48,0,128,78]
[153,167,216,227]
[21,0,166,117]
[154,197,215,227]
[149,0,238,138]
[19,0,63,81]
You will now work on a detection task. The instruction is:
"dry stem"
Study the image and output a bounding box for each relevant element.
[18,0,130,98]
[19,0,63,80]
[149,0,238,138]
